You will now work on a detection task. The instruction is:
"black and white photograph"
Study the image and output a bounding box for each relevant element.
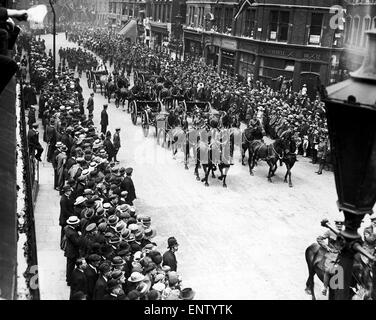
[0,0,376,304]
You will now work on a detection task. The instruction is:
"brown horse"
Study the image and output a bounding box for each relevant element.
[248,139,297,187]
[305,243,373,300]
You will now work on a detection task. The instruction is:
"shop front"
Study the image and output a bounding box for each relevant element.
[183,29,203,59]
[150,22,169,51]
[220,49,236,76]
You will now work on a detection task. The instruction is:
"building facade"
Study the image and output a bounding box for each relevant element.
[94,0,110,24]
[147,0,186,51]
[106,0,146,29]
[342,0,376,72]
[183,0,345,92]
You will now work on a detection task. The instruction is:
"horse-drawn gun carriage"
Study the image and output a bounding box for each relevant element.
[88,70,108,94]
[134,70,156,85]
[180,101,211,119]
[130,100,163,137]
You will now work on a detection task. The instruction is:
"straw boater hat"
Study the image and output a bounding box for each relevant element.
[127,272,145,283]
[66,216,80,225]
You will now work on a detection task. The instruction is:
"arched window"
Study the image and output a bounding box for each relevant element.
[345,16,352,44]
[362,17,371,47]
[373,16,376,29]
[352,16,360,46]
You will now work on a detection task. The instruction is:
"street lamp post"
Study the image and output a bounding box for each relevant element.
[323,29,376,300]
[49,0,56,81]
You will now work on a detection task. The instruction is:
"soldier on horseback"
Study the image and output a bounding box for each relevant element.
[316,218,344,296]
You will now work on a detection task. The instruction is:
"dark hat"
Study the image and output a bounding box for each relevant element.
[85,223,97,232]
[118,248,131,256]
[109,235,121,244]
[32,123,39,128]
[98,262,111,274]
[179,288,195,300]
[98,222,107,232]
[125,167,133,175]
[108,215,119,226]
[144,262,157,274]
[135,230,144,241]
[119,167,126,174]
[87,254,101,263]
[111,270,123,280]
[167,236,179,248]
[96,207,105,216]
[112,256,125,266]
[148,251,163,265]
[104,232,114,238]
[62,185,72,193]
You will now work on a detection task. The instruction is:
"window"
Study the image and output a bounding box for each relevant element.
[224,7,233,33]
[345,16,352,43]
[362,17,371,47]
[352,16,360,45]
[242,9,255,38]
[269,11,289,42]
[309,13,323,45]
[302,62,321,74]
[214,7,222,32]
[373,17,376,29]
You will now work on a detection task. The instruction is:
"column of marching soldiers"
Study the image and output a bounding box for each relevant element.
[20,32,196,301]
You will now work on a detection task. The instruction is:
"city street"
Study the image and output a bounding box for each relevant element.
[34,33,353,300]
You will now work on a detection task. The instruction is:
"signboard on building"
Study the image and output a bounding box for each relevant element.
[222,38,237,50]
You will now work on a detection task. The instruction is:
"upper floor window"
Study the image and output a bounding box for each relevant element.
[362,17,371,47]
[352,16,360,45]
[242,8,255,38]
[309,13,323,45]
[345,16,352,43]
[269,11,289,42]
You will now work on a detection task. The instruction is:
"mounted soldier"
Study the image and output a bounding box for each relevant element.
[316,217,344,296]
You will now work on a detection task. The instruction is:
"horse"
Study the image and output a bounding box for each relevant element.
[305,243,373,300]
[105,78,118,103]
[249,137,297,186]
[241,124,264,173]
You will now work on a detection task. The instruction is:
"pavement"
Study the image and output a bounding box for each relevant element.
[32,33,372,300]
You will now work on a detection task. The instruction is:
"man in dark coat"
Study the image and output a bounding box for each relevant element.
[59,186,74,250]
[103,131,115,162]
[27,123,44,161]
[113,127,121,163]
[87,92,94,116]
[93,262,111,300]
[120,168,136,205]
[162,237,179,272]
[64,216,82,286]
[84,254,101,300]
[45,119,57,162]
[69,258,88,300]
[100,104,109,135]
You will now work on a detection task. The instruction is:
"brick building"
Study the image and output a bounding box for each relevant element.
[342,0,376,72]
[183,0,345,92]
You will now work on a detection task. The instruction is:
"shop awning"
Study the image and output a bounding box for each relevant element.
[118,19,138,42]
